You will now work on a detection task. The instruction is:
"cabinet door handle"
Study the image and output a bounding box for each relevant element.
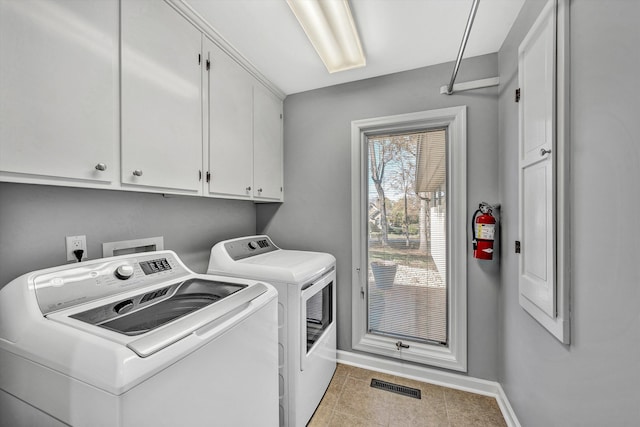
[95,163,107,171]
[258,188,263,193]
[246,186,251,191]
[540,148,551,156]
[133,169,143,177]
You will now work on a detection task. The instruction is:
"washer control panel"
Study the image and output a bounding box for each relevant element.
[115,264,135,280]
[34,252,186,315]
[139,258,172,275]
[224,236,279,261]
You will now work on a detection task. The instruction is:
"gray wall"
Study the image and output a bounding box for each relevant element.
[498,0,640,425]
[0,182,256,287]
[257,54,501,380]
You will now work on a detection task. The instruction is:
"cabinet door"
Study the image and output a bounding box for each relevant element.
[205,39,253,199]
[518,1,557,319]
[253,85,283,201]
[121,0,202,193]
[0,0,117,184]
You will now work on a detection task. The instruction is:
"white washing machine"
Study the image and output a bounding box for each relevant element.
[0,250,279,427]
[207,235,336,427]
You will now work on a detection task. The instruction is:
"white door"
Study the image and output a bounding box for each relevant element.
[205,38,253,199]
[253,85,283,201]
[518,0,556,318]
[121,0,202,193]
[0,0,117,183]
[351,107,468,372]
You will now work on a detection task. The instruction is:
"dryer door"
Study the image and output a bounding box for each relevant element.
[300,269,335,370]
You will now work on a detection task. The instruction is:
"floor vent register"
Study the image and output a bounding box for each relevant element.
[370,379,421,399]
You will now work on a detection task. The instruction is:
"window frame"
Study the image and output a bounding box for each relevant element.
[351,106,467,372]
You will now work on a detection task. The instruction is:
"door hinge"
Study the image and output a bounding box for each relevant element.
[280,113,283,119]
[515,240,521,254]
[198,53,201,65]
[198,170,202,181]
[206,59,210,71]
[206,171,211,183]
[515,88,521,103]
[360,286,365,298]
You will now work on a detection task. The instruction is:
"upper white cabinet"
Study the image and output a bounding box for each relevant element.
[0,0,284,202]
[253,85,284,202]
[0,0,118,185]
[204,38,284,202]
[121,0,202,194]
[204,38,254,199]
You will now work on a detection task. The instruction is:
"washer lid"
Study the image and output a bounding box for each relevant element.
[61,278,269,358]
[71,279,247,336]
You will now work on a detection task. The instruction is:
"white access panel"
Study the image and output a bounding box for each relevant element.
[520,19,554,165]
[520,159,555,316]
[518,0,557,320]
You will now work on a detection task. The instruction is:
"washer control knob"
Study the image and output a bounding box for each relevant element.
[248,241,258,250]
[114,264,134,280]
[113,299,134,315]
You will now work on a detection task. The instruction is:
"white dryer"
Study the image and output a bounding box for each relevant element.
[0,250,279,427]
[208,235,336,427]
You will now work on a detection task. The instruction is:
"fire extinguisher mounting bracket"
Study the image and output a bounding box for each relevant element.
[472,202,498,260]
[478,201,500,214]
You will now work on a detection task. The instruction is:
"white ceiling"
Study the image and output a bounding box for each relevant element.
[185,0,525,95]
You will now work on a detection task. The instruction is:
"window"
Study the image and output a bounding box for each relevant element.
[367,130,447,345]
[351,106,467,371]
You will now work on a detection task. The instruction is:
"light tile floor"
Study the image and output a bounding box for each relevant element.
[308,364,507,427]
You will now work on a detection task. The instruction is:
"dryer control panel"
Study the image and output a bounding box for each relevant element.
[224,236,279,261]
[34,251,187,315]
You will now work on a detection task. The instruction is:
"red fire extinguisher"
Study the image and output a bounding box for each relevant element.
[472,202,496,260]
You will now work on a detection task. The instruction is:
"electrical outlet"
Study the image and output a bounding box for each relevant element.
[66,235,87,261]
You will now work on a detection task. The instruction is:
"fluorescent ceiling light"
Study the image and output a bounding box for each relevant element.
[286,0,365,73]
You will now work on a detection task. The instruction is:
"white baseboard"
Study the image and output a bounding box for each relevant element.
[337,350,521,427]
[496,383,521,427]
